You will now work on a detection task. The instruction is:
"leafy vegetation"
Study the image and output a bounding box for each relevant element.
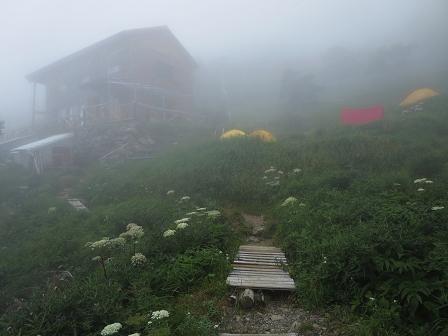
[1,97,448,335]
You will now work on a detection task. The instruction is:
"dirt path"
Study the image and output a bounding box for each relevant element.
[218,212,332,335]
[220,293,330,335]
[242,213,272,246]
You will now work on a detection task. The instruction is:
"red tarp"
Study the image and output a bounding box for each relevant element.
[341,105,384,125]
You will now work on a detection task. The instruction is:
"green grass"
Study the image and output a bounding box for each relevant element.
[1,96,448,335]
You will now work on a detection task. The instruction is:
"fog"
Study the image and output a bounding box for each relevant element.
[1,0,447,129]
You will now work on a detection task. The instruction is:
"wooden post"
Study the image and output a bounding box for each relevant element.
[133,83,138,120]
[31,82,37,128]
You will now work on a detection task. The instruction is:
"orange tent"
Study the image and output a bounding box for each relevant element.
[400,88,440,107]
[220,129,246,140]
[249,130,276,142]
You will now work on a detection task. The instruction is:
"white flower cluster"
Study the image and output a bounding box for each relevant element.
[186,207,208,217]
[414,178,433,184]
[186,211,198,216]
[176,222,189,229]
[86,237,125,250]
[180,196,191,202]
[175,218,190,224]
[120,223,144,240]
[163,229,176,237]
[432,206,445,211]
[292,168,302,174]
[100,322,122,335]
[131,253,147,267]
[151,309,170,320]
[281,196,298,207]
[263,166,282,187]
[166,190,175,195]
[264,167,276,174]
[161,202,222,238]
[207,210,221,217]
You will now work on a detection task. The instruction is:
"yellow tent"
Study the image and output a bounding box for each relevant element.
[249,129,276,142]
[400,88,440,107]
[220,129,246,140]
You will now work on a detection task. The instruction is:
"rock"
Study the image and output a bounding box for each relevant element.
[252,226,264,235]
[247,236,260,243]
[290,321,302,332]
[270,314,284,321]
[239,288,255,309]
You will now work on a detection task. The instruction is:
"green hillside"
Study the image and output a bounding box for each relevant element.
[1,96,448,335]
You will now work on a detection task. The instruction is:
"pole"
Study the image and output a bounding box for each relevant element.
[31,82,37,128]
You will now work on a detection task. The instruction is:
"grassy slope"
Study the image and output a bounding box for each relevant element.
[1,96,448,335]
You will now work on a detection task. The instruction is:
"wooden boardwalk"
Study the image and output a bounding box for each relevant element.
[226,245,295,291]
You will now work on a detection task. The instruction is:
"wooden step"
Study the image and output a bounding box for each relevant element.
[67,198,88,211]
[226,244,296,291]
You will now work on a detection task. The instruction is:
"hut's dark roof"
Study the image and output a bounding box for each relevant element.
[27,26,196,83]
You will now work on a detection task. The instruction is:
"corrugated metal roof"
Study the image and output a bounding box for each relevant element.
[11,133,73,152]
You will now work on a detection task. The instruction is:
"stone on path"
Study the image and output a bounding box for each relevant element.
[239,288,255,309]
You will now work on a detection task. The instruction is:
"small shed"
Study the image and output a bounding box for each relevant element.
[11,133,74,174]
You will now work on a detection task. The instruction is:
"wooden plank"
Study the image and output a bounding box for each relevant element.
[228,279,294,285]
[239,245,282,251]
[226,280,295,290]
[232,266,288,270]
[219,333,299,336]
[229,272,292,281]
[231,270,289,275]
[231,266,289,270]
[238,252,284,256]
[228,278,293,283]
[228,276,294,281]
[231,270,287,274]
[226,281,295,289]
[227,275,294,282]
[237,253,286,258]
[233,261,287,266]
[230,273,290,277]
[236,257,287,262]
[238,250,286,254]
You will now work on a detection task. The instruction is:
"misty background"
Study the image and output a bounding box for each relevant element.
[1,0,447,129]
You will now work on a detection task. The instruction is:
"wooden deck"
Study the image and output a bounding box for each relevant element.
[226,245,295,291]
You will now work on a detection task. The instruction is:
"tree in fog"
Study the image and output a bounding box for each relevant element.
[367,43,413,76]
[280,69,320,116]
